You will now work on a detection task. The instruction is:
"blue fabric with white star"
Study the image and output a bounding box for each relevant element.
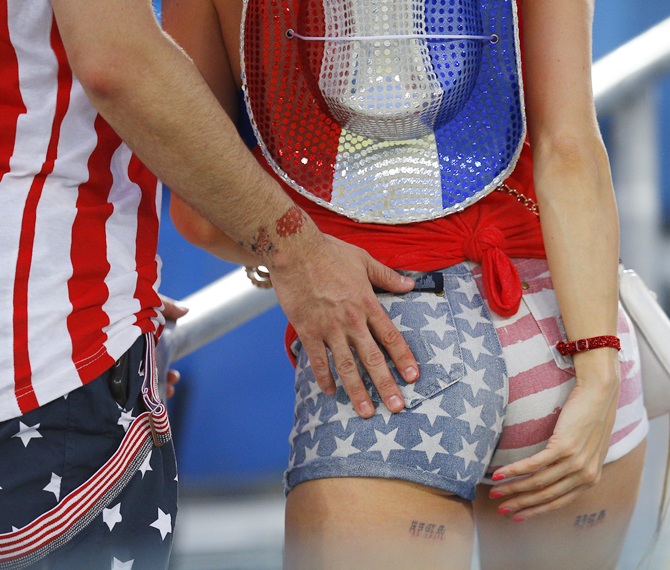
[0,336,178,570]
[286,262,508,501]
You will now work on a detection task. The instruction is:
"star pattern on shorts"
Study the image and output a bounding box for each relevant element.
[332,433,359,458]
[43,473,62,502]
[324,401,357,432]
[390,313,413,333]
[466,367,491,400]
[368,428,405,461]
[103,503,123,531]
[111,557,134,570]
[13,422,43,447]
[150,508,172,540]
[412,430,446,463]
[458,401,488,434]
[301,372,322,408]
[290,273,507,490]
[414,394,446,427]
[138,451,153,478]
[302,412,321,439]
[460,328,492,358]
[303,441,321,463]
[423,313,451,342]
[117,408,135,432]
[454,436,480,470]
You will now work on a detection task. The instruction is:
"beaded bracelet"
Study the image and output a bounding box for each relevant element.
[556,335,621,356]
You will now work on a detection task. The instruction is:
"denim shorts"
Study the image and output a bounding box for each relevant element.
[284,259,648,501]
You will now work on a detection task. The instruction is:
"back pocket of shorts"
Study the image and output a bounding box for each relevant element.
[363,287,467,409]
[516,274,573,371]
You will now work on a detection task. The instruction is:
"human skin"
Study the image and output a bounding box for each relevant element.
[51,0,420,420]
[163,0,645,567]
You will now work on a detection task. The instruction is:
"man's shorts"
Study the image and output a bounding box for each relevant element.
[0,335,178,570]
[285,258,649,501]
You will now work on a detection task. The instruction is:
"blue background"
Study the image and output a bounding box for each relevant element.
[154,0,670,492]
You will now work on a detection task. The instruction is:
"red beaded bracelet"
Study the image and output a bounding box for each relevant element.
[556,335,621,356]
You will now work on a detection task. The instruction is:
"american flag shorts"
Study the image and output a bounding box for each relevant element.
[285,258,648,501]
[0,335,178,570]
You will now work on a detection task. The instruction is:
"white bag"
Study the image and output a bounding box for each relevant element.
[619,266,670,420]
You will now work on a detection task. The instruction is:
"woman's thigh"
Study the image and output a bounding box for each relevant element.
[285,477,474,570]
[473,440,646,570]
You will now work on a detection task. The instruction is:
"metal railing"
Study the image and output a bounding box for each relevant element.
[159,15,670,366]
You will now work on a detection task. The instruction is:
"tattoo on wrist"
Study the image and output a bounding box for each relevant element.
[247,227,277,257]
[574,510,606,530]
[276,206,305,238]
[408,520,446,540]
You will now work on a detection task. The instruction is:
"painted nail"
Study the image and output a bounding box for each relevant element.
[404,367,419,382]
[489,491,504,499]
[491,473,506,482]
[512,516,526,523]
[388,395,404,410]
[497,507,512,515]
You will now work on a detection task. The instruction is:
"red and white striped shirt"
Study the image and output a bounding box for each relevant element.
[0,1,163,421]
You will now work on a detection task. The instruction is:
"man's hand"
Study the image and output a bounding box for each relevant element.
[271,234,419,419]
[159,295,189,399]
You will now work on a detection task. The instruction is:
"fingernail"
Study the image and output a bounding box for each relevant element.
[489,491,504,499]
[404,366,419,382]
[402,276,416,287]
[388,395,403,411]
[512,516,525,523]
[360,401,374,416]
[491,473,505,482]
[497,507,512,515]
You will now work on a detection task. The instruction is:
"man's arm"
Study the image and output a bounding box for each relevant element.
[51,0,419,417]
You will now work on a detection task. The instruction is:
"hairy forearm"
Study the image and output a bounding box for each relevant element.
[54,0,322,271]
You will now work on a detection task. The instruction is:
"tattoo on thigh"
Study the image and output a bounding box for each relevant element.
[408,520,446,541]
[276,206,305,238]
[574,509,606,530]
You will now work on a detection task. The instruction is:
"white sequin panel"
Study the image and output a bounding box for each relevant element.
[319,0,444,141]
[331,130,443,223]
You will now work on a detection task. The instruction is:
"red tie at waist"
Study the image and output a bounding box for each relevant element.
[249,145,547,364]
[462,226,524,318]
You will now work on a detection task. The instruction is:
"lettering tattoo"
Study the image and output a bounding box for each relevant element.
[574,509,606,530]
[275,206,305,238]
[409,520,446,540]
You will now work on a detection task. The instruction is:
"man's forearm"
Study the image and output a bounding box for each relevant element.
[53,0,320,270]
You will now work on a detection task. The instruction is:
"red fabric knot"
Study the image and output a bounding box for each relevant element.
[463,226,506,263]
[463,225,522,318]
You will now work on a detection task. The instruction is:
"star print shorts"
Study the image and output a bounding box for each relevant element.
[0,334,178,570]
[285,258,648,501]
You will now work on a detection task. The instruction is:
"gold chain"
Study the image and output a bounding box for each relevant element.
[495,183,540,217]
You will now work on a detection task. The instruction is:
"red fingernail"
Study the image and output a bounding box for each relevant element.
[497,507,512,515]
[491,473,505,481]
[489,491,504,499]
[512,516,525,523]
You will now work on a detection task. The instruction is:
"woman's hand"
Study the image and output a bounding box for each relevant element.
[489,351,620,521]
